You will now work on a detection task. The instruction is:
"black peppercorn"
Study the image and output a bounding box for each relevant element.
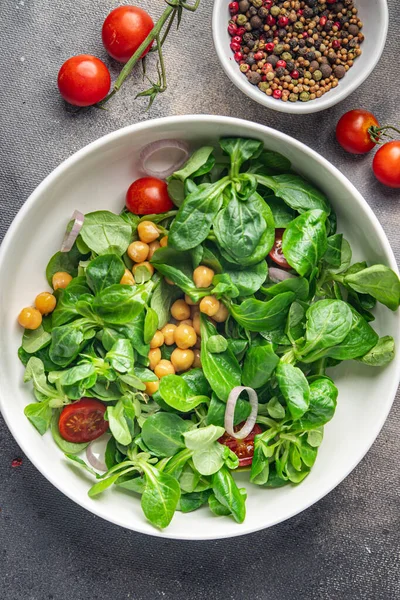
[303,7,314,18]
[289,38,298,50]
[306,37,314,47]
[246,55,256,65]
[278,28,287,39]
[243,32,253,43]
[249,6,258,16]
[239,0,250,11]
[266,55,279,67]
[258,7,268,19]
[286,60,295,72]
[276,67,286,78]
[305,51,316,61]
[298,39,306,48]
[250,15,263,29]
[306,0,317,6]
[247,39,256,49]
[247,71,262,85]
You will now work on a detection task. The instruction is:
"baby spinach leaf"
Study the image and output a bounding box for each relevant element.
[256,173,330,214]
[80,211,132,256]
[141,463,180,529]
[250,442,270,485]
[51,411,89,454]
[179,490,212,513]
[93,281,153,325]
[323,307,378,361]
[183,425,225,450]
[229,292,295,332]
[282,209,328,276]
[212,467,246,523]
[106,399,132,446]
[266,397,286,420]
[144,308,159,344]
[265,196,295,228]
[86,254,126,294]
[222,260,268,297]
[220,137,263,176]
[57,363,97,399]
[359,336,395,367]
[286,300,307,345]
[258,149,291,173]
[242,343,279,389]
[208,493,232,516]
[24,401,53,435]
[22,325,52,354]
[300,299,353,357]
[46,243,84,286]
[159,375,209,412]
[150,278,183,328]
[345,265,400,311]
[141,413,192,457]
[24,357,65,402]
[200,316,241,402]
[49,320,94,367]
[206,393,251,427]
[207,335,228,354]
[323,234,343,268]
[276,362,310,420]
[262,277,309,301]
[211,274,240,299]
[299,378,337,430]
[192,443,225,476]
[106,339,134,373]
[181,369,211,397]
[325,238,352,275]
[168,146,215,183]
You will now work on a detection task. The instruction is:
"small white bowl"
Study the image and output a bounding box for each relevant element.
[212,0,388,114]
[0,115,399,540]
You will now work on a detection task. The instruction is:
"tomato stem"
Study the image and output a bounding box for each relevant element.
[368,124,400,145]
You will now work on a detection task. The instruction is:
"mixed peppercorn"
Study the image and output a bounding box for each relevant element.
[228,0,364,103]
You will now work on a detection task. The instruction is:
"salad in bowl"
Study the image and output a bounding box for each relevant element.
[14,135,400,531]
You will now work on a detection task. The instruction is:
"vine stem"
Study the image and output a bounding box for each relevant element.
[368,124,400,145]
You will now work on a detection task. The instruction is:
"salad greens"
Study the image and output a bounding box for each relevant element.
[19,137,399,530]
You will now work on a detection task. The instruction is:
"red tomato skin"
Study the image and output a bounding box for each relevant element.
[102,6,154,63]
[59,398,108,443]
[269,228,291,269]
[219,423,263,467]
[126,177,174,215]
[336,109,379,154]
[57,55,111,107]
[373,141,400,188]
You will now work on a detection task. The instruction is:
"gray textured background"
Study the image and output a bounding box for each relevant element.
[1,1,399,599]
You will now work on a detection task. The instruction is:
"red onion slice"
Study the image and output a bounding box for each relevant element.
[224,386,258,440]
[86,434,110,472]
[269,267,296,283]
[139,139,190,179]
[60,210,85,253]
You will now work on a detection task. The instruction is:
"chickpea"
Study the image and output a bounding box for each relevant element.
[180,319,193,327]
[145,380,160,396]
[193,348,202,368]
[174,323,197,350]
[120,269,135,286]
[170,299,191,321]
[148,240,160,260]
[165,277,175,286]
[193,265,215,289]
[150,330,164,349]
[199,295,220,317]
[18,307,42,330]
[148,348,162,370]
[52,271,72,291]
[132,261,154,278]
[192,311,201,336]
[127,241,149,263]
[185,294,198,306]
[160,236,168,247]
[154,359,175,379]
[137,221,160,243]
[171,348,195,372]
[35,292,56,315]
[213,303,229,323]
[161,323,177,346]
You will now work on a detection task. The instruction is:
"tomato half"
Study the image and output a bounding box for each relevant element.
[126,177,174,214]
[57,55,111,107]
[336,109,379,154]
[59,398,108,443]
[269,228,291,269]
[373,141,400,188]
[219,423,263,467]
[102,6,154,63]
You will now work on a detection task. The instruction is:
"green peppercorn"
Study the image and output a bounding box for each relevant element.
[304,70,312,79]
[270,6,280,17]
[258,82,270,92]
[300,91,311,102]
[251,0,263,7]
[273,44,284,55]
[294,22,304,32]
[312,69,323,81]
[240,64,250,73]
[281,52,293,61]
[237,14,248,25]
[289,93,299,102]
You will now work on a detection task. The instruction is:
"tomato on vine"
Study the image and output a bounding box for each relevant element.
[57,55,111,107]
[336,109,380,154]
[373,142,400,189]
[126,177,174,215]
[102,5,154,64]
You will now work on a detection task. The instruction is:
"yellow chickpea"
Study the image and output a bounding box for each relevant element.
[145,380,160,396]
[35,292,56,315]
[170,299,191,321]
[193,348,202,368]
[213,303,229,323]
[185,294,198,306]
[174,323,197,350]
[52,271,72,291]
[18,307,42,330]
[132,261,154,278]
[120,269,135,286]
[171,348,195,372]
[165,277,175,286]
[180,319,193,327]
[161,323,177,346]
[150,330,164,349]
[160,236,168,247]
[148,240,160,260]
[192,311,201,336]
[154,359,175,379]
[193,265,215,289]
[148,348,162,370]
[127,241,149,263]
[138,221,160,243]
[199,296,220,317]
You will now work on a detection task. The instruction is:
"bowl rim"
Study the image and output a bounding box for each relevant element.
[0,114,399,540]
[211,0,389,115]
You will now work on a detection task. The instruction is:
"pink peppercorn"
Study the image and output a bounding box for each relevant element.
[228,22,238,36]
[230,42,241,52]
[266,15,276,26]
[265,42,275,53]
[332,39,341,49]
[291,69,300,79]
[232,35,242,44]
[319,16,327,27]
[236,26,246,36]
[229,2,239,15]
[278,16,289,27]
[234,51,243,62]
[333,21,341,30]
[273,89,282,99]
[276,59,287,68]
[254,51,264,60]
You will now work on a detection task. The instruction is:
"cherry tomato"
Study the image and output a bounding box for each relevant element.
[102,6,154,64]
[372,141,400,188]
[219,424,263,467]
[336,109,379,154]
[126,177,174,214]
[269,228,291,269]
[59,398,108,443]
[57,55,111,107]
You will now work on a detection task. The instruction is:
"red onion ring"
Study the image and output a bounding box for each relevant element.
[269,267,296,283]
[224,386,258,440]
[60,210,85,253]
[86,434,110,472]
[139,139,190,179]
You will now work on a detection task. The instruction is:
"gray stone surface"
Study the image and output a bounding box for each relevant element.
[0,0,399,598]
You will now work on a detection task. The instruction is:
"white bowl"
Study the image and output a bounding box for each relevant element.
[212,0,388,114]
[0,115,399,540]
